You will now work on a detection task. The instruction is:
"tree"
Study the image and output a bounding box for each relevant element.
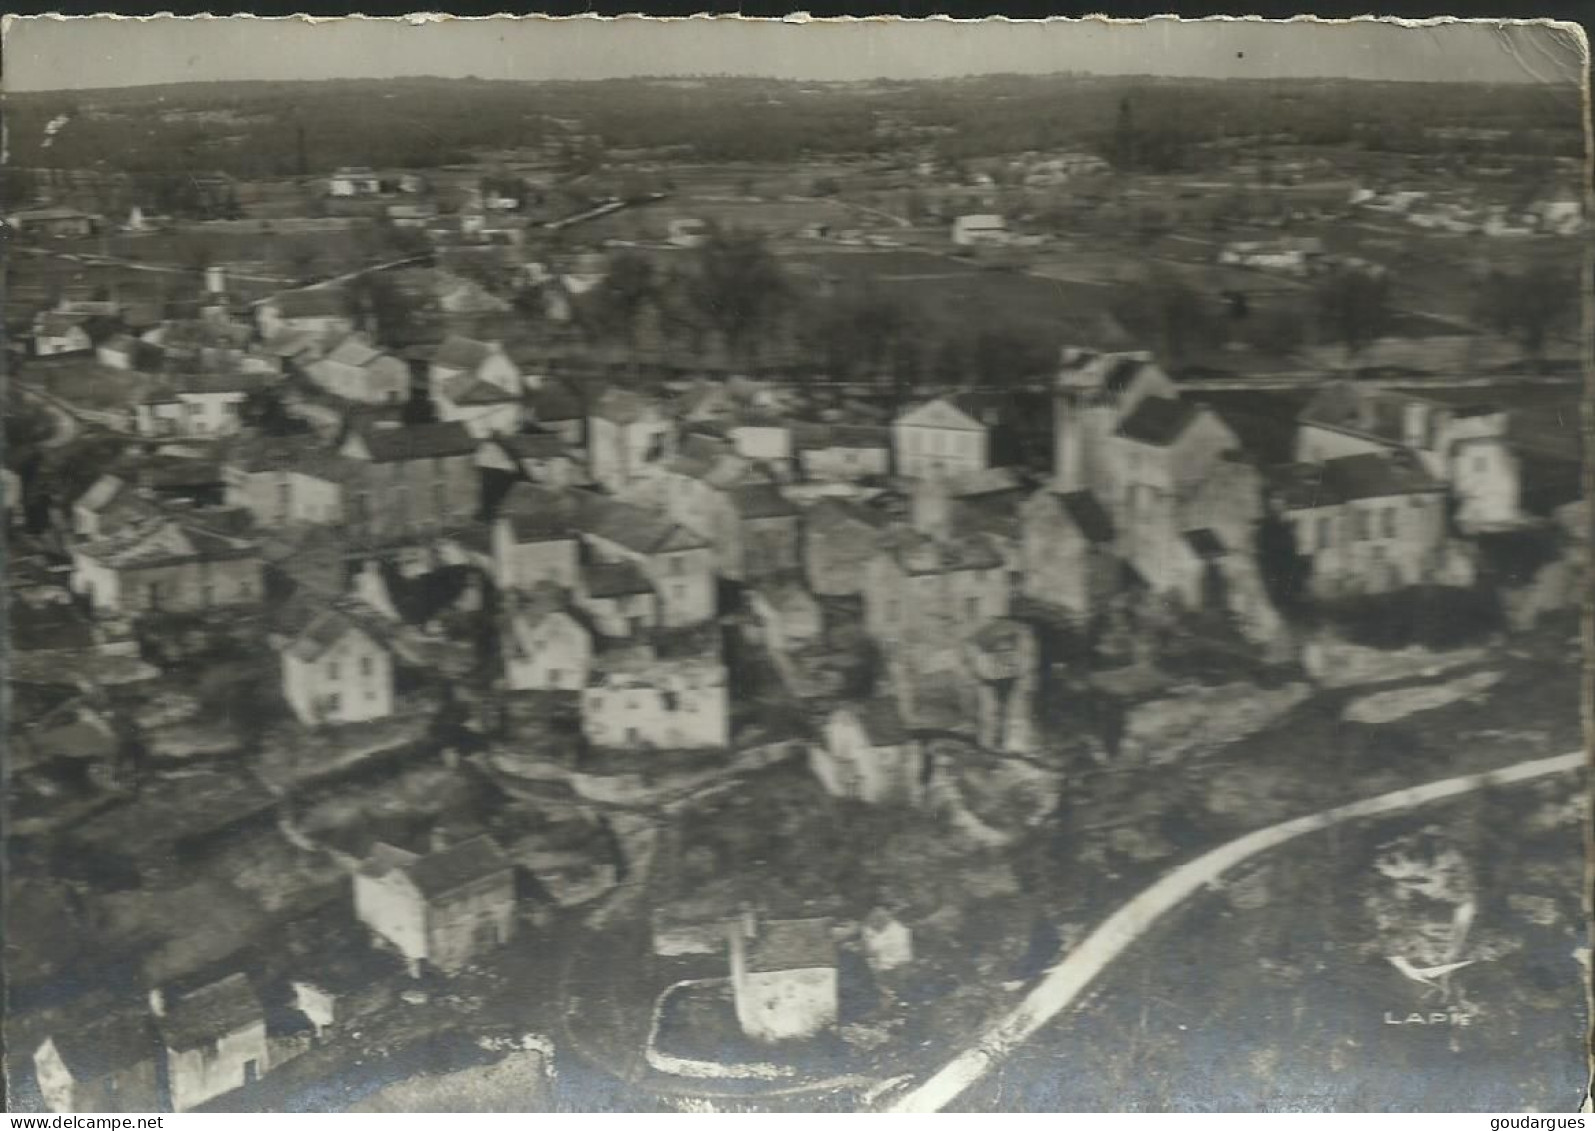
[1477,264,1577,371]
[686,228,790,369]
[401,382,439,425]
[1314,269,1391,362]
[590,250,658,372]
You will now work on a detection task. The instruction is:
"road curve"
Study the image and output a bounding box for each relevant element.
[886,749,1587,1113]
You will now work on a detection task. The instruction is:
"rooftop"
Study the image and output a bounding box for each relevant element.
[1273,452,1445,510]
[577,493,707,556]
[43,1012,158,1081]
[347,420,476,463]
[730,482,800,520]
[159,974,263,1052]
[405,835,513,901]
[732,917,837,974]
[1117,396,1202,447]
[583,560,654,599]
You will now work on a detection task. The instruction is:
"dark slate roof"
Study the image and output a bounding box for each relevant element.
[1056,491,1115,544]
[432,335,495,372]
[733,917,836,974]
[500,482,579,542]
[576,493,707,556]
[730,482,800,520]
[592,388,656,425]
[584,560,654,599]
[224,433,331,474]
[284,606,390,663]
[498,432,568,461]
[406,835,512,901]
[527,382,583,422]
[45,1013,159,1081]
[1117,397,1202,447]
[807,497,889,532]
[159,974,263,1052]
[352,421,476,462]
[1182,528,1228,559]
[441,374,520,406]
[888,528,1006,576]
[1274,452,1445,510]
[843,699,909,747]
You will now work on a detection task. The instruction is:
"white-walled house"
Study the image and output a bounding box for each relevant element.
[155,974,269,1113]
[277,605,396,727]
[492,485,582,593]
[71,518,263,617]
[353,836,516,977]
[576,494,716,629]
[893,397,991,481]
[727,914,839,1043]
[502,590,592,692]
[581,655,728,751]
[429,336,524,396]
[32,1016,162,1114]
[812,701,924,806]
[588,390,675,496]
[255,287,355,343]
[134,375,265,439]
[434,374,525,438]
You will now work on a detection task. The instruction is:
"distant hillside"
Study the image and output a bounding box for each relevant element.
[4,73,1582,178]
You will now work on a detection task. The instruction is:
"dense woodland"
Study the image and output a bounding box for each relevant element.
[5,73,1583,180]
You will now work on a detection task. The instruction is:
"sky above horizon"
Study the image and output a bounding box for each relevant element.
[2,15,1586,93]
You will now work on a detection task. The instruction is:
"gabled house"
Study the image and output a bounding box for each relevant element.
[794,423,892,482]
[337,421,480,542]
[588,389,675,495]
[155,974,270,1112]
[581,654,729,751]
[812,701,924,806]
[1018,488,1118,621]
[434,372,525,438]
[577,561,659,640]
[1272,452,1451,599]
[575,493,715,628]
[429,336,523,397]
[222,434,347,529]
[803,497,891,597]
[727,914,838,1042]
[893,396,991,481]
[32,312,93,357]
[304,334,410,405]
[70,517,263,617]
[33,1014,162,1114]
[353,835,517,976]
[276,602,399,727]
[491,483,581,593]
[478,432,577,488]
[502,587,592,692]
[863,528,1008,646]
[748,579,822,653]
[254,287,354,343]
[96,333,141,370]
[73,474,164,540]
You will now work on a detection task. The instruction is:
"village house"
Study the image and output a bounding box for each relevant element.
[794,423,892,482]
[577,561,660,640]
[748,579,823,653]
[492,484,581,593]
[575,493,716,628]
[304,334,410,405]
[258,328,322,375]
[95,333,141,370]
[328,167,383,196]
[277,602,398,727]
[964,617,1039,754]
[434,372,525,438]
[863,527,1009,646]
[860,909,914,974]
[73,474,166,540]
[951,213,1008,246]
[1273,452,1452,600]
[31,311,94,357]
[338,421,480,542]
[893,396,991,481]
[727,913,839,1043]
[429,335,524,397]
[134,373,267,439]
[581,654,729,750]
[812,700,924,806]
[478,432,578,488]
[222,434,347,529]
[1017,489,1117,620]
[1111,396,1240,537]
[729,415,795,478]
[802,497,891,598]
[33,1014,162,1114]
[353,835,517,977]
[7,206,100,239]
[254,287,355,344]
[665,451,802,582]
[588,389,676,496]
[154,974,270,1113]
[1052,348,1180,495]
[1295,382,1521,531]
[502,587,593,692]
[70,517,263,617]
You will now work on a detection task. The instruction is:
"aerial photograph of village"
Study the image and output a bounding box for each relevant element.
[1,14,1588,1114]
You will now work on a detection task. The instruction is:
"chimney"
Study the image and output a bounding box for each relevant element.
[148,988,166,1018]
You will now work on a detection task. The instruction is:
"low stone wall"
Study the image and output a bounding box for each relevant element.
[644,979,792,1081]
[1301,637,1485,690]
[1342,670,1504,726]
[1121,681,1312,764]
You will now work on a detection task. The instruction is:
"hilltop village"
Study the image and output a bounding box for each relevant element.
[4,77,1587,1112]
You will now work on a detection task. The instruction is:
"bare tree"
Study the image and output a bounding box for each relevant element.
[1476,263,1577,371]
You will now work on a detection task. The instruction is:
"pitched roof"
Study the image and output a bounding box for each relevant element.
[584,560,654,599]
[840,699,909,747]
[76,518,258,570]
[324,335,384,368]
[432,335,497,373]
[576,493,707,556]
[733,917,836,974]
[730,482,799,520]
[807,496,890,533]
[592,388,657,425]
[76,473,128,514]
[223,433,330,474]
[350,421,476,462]
[405,835,512,901]
[895,396,986,432]
[43,1013,159,1081]
[440,373,521,406]
[1055,490,1115,544]
[1273,452,1445,510]
[159,974,263,1052]
[527,382,582,422]
[1117,396,1202,447]
[283,605,389,663]
[1182,528,1228,559]
[498,432,569,461]
[265,287,349,320]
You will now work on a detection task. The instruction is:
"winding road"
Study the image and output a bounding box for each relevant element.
[885,748,1586,1113]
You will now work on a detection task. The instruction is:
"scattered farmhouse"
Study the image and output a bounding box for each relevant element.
[581,654,729,751]
[727,913,839,1043]
[70,517,263,617]
[812,700,925,806]
[354,836,517,976]
[154,974,270,1113]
